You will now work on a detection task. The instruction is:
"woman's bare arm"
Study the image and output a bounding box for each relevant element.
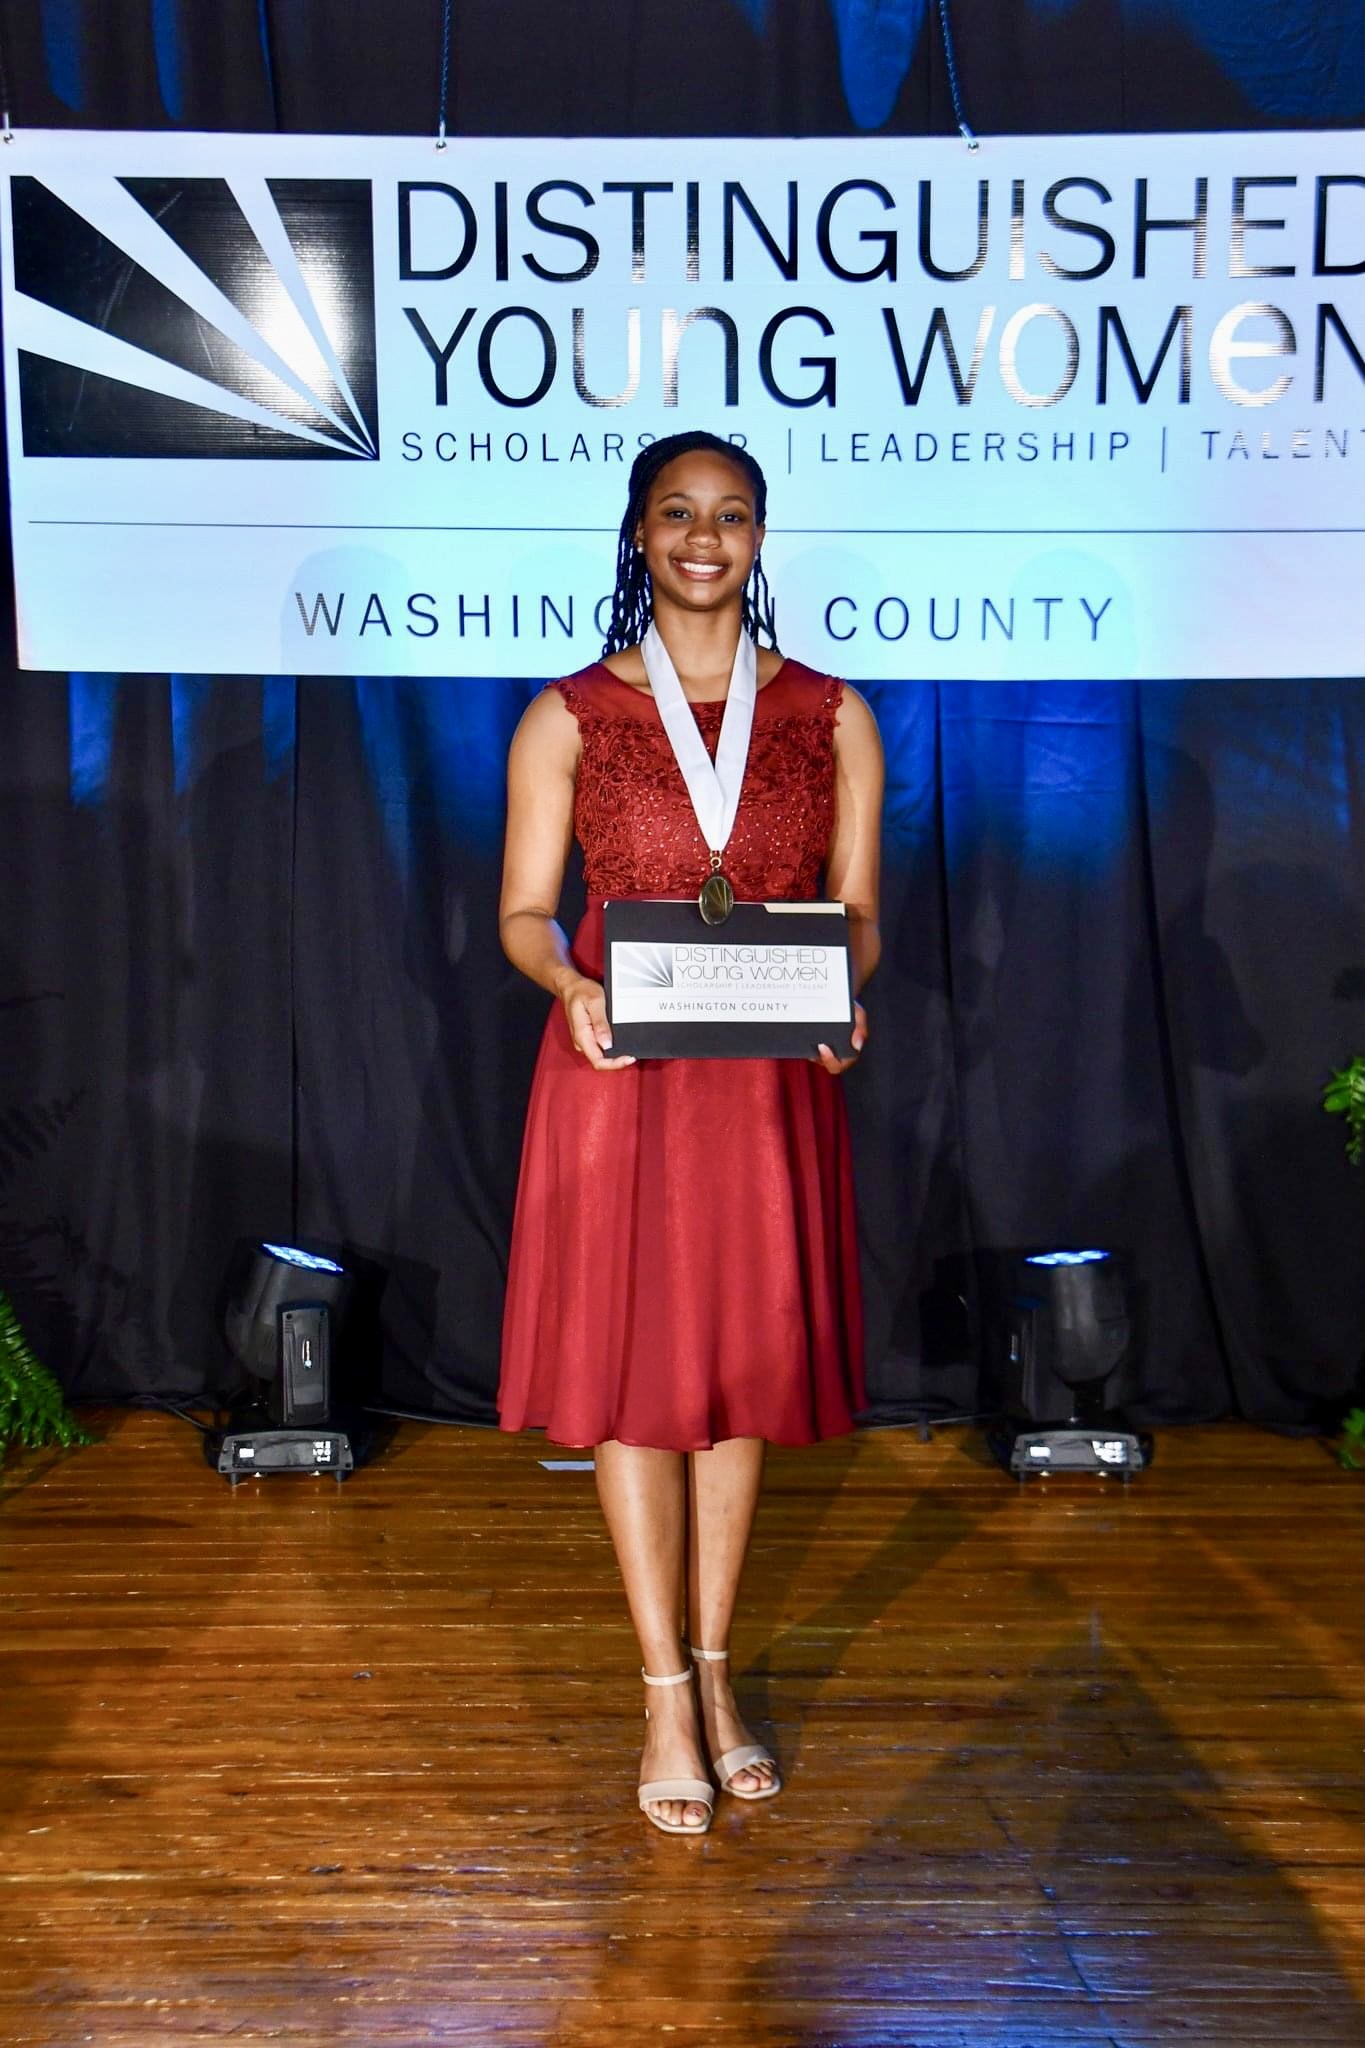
[818,684,884,1073]
[499,689,636,1071]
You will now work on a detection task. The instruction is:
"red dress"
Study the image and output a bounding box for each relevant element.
[497,658,865,1451]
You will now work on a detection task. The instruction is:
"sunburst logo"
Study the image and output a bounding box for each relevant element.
[9,174,377,459]
[613,943,675,992]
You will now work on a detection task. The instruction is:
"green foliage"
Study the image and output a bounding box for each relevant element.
[1337,1408,1365,1472]
[1322,1058,1365,1468]
[1322,1054,1365,1166]
[0,1290,93,1454]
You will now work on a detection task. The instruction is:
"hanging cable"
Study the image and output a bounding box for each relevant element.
[435,0,454,149]
[934,0,978,149]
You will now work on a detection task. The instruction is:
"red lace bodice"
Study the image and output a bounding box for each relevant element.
[552,659,843,901]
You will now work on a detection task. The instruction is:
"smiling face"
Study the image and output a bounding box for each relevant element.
[635,449,764,622]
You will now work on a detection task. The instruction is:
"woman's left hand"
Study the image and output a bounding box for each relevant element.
[814,1001,867,1076]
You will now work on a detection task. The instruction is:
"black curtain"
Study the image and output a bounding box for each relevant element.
[1,0,1362,1432]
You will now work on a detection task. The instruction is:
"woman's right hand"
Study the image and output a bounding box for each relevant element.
[558,974,638,1071]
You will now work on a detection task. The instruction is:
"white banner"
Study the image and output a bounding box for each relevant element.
[2,128,1361,679]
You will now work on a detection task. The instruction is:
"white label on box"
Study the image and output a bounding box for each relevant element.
[610,939,850,1025]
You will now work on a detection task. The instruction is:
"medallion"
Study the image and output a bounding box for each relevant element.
[698,870,735,926]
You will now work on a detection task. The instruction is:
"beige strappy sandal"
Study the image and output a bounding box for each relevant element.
[690,1647,782,1800]
[637,1668,715,1835]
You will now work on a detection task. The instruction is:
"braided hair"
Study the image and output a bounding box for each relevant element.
[601,430,778,657]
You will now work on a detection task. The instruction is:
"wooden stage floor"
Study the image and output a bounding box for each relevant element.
[1,1411,1361,2048]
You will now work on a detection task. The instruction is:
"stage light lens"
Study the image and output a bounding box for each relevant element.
[1026,1249,1111,1267]
[261,1242,345,1274]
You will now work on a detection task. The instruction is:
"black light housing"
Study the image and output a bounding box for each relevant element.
[987,1249,1153,1477]
[223,1241,351,1427]
[209,1240,375,1485]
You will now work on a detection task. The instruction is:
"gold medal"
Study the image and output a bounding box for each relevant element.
[699,864,735,926]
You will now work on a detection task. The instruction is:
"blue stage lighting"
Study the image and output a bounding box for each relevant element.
[990,1247,1152,1477]
[261,1242,345,1274]
[224,1244,351,1424]
[1026,1249,1110,1267]
[212,1242,370,1485]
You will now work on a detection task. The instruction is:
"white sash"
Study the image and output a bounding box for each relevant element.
[640,622,756,860]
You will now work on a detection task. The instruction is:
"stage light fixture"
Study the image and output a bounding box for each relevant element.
[987,1247,1153,1478]
[209,1241,371,1484]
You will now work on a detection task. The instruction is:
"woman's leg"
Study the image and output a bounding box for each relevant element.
[685,1437,777,1793]
[594,1439,710,1829]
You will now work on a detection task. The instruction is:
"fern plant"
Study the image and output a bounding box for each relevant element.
[0,1289,93,1454]
[1337,1408,1365,1473]
[1323,1055,1365,1167]
[1322,1055,1365,1468]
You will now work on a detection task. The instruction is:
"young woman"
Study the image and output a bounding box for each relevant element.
[497,429,883,1835]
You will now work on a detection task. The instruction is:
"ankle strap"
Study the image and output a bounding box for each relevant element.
[689,1647,729,1663]
[641,1667,692,1687]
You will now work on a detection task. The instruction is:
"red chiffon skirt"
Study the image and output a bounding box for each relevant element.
[497,901,865,1450]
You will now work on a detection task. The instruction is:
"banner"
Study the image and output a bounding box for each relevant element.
[2,128,1361,679]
